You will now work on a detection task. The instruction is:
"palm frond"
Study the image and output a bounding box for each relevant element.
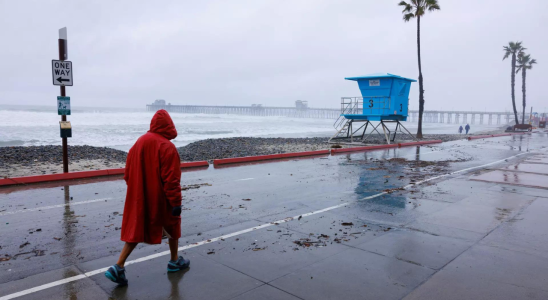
[398,1,410,11]
[399,0,438,22]
[511,42,525,52]
[425,0,440,11]
[503,42,526,60]
[528,58,537,69]
[416,6,425,16]
[502,48,511,60]
[399,2,413,13]
[403,13,415,21]
[517,52,529,64]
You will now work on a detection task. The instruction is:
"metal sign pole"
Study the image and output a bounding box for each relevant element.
[58,29,68,173]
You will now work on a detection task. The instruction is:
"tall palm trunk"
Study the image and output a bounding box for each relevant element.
[522,68,526,124]
[510,54,519,125]
[416,15,425,139]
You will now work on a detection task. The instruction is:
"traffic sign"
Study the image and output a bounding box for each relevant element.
[57,96,71,115]
[51,60,73,86]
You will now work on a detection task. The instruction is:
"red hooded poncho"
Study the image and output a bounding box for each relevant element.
[121,110,182,244]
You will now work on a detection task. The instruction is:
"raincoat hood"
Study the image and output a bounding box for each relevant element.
[149,110,177,140]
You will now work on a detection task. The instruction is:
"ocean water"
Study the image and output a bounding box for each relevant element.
[0,105,502,151]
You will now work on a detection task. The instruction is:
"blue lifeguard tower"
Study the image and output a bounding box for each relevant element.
[330,73,417,144]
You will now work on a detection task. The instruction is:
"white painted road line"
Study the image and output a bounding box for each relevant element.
[235,178,255,181]
[0,198,113,216]
[0,152,532,300]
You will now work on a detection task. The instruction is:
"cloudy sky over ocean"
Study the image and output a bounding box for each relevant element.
[0,0,546,112]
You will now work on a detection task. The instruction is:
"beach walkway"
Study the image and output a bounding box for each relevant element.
[1,133,547,299]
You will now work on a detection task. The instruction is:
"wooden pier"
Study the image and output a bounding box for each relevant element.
[146,104,518,125]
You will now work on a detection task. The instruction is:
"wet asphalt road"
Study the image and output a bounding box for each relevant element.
[1,133,548,299]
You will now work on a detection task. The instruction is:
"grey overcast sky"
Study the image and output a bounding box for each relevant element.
[0,0,546,112]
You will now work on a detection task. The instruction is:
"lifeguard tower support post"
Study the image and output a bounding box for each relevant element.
[330,73,417,145]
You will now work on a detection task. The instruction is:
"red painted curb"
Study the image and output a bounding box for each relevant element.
[213,150,330,166]
[0,161,210,187]
[181,161,210,168]
[491,133,511,137]
[398,140,443,147]
[468,132,530,140]
[0,178,19,187]
[2,170,111,186]
[107,168,125,175]
[468,135,493,140]
[331,140,442,154]
[330,144,398,154]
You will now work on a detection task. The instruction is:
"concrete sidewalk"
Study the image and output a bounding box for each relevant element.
[0,133,547,299]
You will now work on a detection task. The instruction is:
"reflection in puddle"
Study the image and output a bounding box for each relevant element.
[352,152,409,210]
[61,185,79,299]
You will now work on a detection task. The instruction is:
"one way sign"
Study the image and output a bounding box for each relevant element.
[51,60,73,86]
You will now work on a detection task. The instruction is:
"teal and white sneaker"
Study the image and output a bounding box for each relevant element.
[167,256,190,272]
[105,264,128,285]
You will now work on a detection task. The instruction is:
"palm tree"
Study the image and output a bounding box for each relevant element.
[398,0,440,139]
[503,42,525,125]
[516,52,537,124]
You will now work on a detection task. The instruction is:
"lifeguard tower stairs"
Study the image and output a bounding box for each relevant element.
[329,73,417,145]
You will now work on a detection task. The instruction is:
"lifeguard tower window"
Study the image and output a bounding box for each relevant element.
[330,73,417,145]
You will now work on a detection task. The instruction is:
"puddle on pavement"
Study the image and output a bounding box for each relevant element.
[471,170,548,189]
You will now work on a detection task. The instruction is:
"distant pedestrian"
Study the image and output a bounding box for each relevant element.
[105,110,189,286]
[465,124,470,134]
[458,125,463,134]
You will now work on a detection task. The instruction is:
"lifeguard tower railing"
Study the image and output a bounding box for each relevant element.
[333,96,390,130]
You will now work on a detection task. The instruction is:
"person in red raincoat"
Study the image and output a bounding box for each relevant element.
[105,110,190,285]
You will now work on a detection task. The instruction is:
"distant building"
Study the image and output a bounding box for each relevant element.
[153,99,166,105]
[251,104,263,108]
[295,100,308,109]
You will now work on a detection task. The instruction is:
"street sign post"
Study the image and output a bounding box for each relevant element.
[56,27,70,173]
[51,60,73,86]
[57,96,71,115]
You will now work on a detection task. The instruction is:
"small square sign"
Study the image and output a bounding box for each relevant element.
[57,96,71,115]
[369,79,380,87]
